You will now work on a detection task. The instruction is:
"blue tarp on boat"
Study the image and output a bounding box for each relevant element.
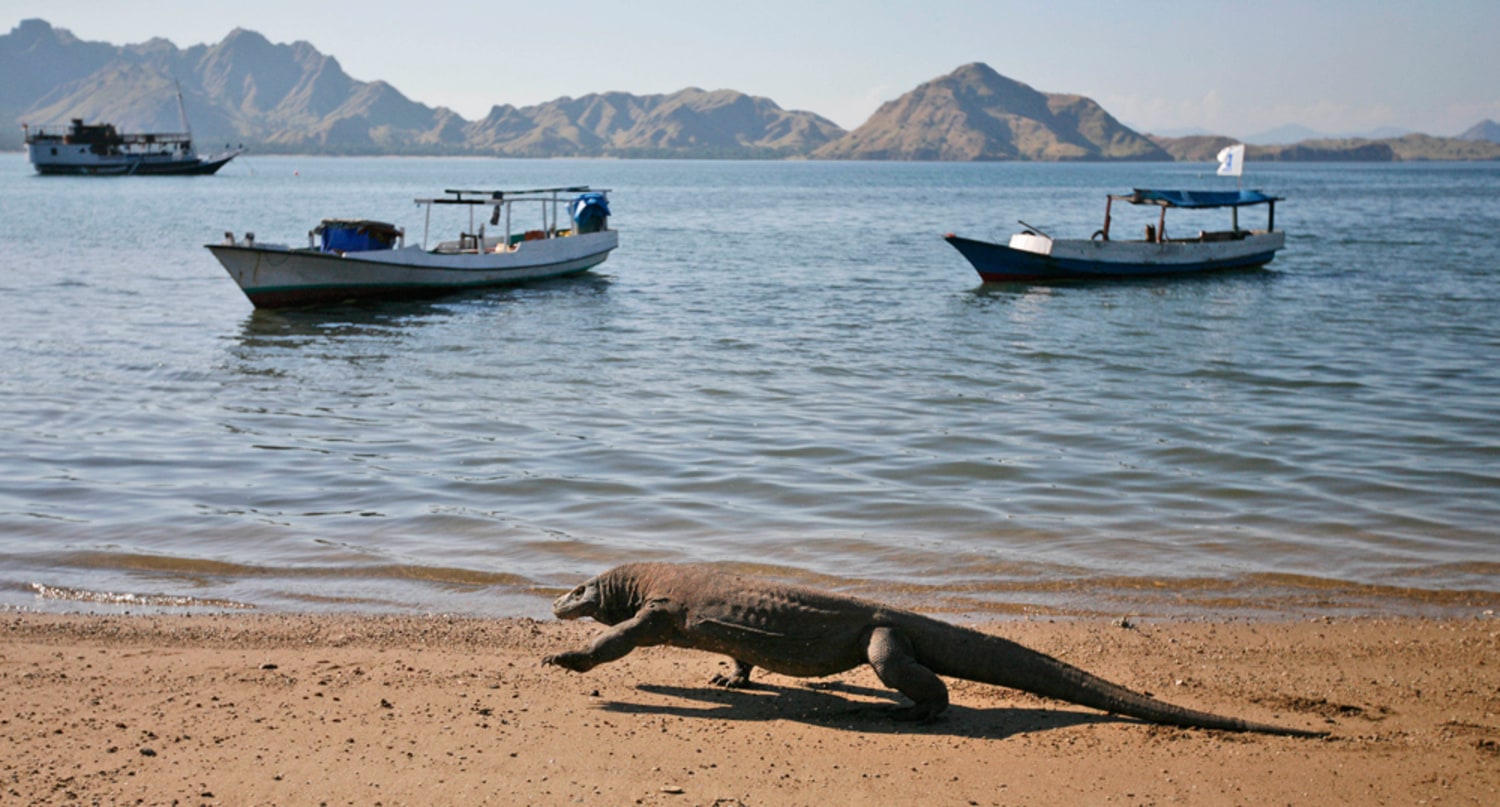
[570,192,610,233]
[315,219,400,253]
[1125,189,1280,208]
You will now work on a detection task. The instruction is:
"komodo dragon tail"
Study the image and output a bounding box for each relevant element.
[915,621,1326,737]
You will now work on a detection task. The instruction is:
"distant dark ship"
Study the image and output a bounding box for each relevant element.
[22,83,241,176]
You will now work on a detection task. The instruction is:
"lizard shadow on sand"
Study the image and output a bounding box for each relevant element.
[596,679,1126,740]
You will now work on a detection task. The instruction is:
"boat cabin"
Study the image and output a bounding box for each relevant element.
[24,119,195,158]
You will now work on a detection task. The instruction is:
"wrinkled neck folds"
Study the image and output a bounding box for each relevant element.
[593,566,649,624]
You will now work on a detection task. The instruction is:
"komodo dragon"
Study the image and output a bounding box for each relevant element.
[542,562,1327,737]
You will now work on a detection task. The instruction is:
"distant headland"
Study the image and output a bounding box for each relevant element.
[4,19,1497,161]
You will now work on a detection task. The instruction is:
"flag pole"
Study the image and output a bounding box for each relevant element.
[1217,143,1246,231]
[1235,150,1241,230]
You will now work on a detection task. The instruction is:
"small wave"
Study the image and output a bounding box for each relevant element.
[31,583,255,610]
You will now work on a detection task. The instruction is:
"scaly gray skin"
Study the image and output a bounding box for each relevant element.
[542,563,1327,737]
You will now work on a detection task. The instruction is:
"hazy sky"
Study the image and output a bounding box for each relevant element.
[10,0,1498,137]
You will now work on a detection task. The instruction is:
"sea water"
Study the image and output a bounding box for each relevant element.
[1,154,1496,619]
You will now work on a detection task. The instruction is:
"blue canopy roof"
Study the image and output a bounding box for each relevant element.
[1121,189,1281,208]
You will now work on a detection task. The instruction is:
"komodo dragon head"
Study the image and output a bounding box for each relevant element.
[551,565,648,626]
[552,578,604,620]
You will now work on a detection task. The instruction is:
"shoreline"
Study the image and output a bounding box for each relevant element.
[12,568,1500,624]
[4,611,1497,804]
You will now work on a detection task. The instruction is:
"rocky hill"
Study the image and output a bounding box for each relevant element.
[1458,119,1500,143]
[1150,134,1398,162]
[814,63,1167,161]
[1151,132,1500,162]
[462,87,844,158]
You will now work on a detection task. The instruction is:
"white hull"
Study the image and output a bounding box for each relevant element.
[207,230,618,307]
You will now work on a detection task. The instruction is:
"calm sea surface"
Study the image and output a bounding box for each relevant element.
[1,153,1497,619]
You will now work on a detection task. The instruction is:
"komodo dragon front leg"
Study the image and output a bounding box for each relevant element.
[543,604,676,672]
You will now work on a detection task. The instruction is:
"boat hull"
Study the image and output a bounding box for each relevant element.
[206,230,619,307]
[945,231,1285,282]
[28,146,239,176]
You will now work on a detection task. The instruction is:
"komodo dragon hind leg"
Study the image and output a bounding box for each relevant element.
[709,659,755,688]
[866,627,949,721]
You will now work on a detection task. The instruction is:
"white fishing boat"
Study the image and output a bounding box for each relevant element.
[205,187,617,307]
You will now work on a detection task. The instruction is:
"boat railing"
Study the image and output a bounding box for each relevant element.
[117,132,194,147]
[434,230,558,255]
[414,187,610,252]
[22,122,193,146]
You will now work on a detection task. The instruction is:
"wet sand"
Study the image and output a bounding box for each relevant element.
[3,612,1497,805]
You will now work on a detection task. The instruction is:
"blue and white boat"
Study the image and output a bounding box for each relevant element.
[22,82,241,176]
[944,188,1285,282]
[23,119,240,175]
[206,187,616,307]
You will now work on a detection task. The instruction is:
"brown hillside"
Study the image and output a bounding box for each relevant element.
[815,63,1168,161]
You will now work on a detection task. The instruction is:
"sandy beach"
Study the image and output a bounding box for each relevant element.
[2,611,1497,805]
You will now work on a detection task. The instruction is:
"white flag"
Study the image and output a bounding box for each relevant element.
[1216,143,1245,177]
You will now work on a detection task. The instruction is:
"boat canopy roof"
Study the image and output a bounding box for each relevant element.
[1115,189,1281,208]
[415,187,608,206]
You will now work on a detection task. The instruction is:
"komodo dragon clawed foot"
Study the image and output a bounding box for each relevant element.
[709,660,756,688]
[541,650,596,672]
[886,702,944,722]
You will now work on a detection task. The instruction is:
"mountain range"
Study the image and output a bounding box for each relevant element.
[1,19,843,158]
[5,19,1498,161]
